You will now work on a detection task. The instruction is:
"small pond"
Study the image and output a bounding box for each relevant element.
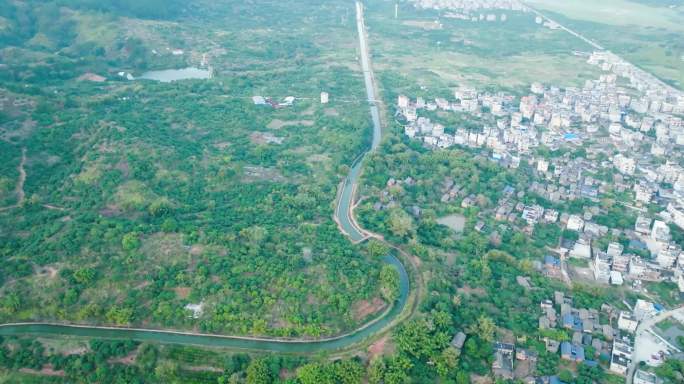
[138,67,211,82]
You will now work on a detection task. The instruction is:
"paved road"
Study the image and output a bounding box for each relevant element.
[627,306,684,384]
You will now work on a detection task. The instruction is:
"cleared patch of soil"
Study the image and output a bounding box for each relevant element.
[352,297,386,321]
[0,147,26,211]
[77,73,106,82]
[324,108,339,117]
[457,285,486,296]
[108,349,137,365]
[115,160,130,178]
[99,205,122,217]
[36,265,59,279]
[306,154,330,163]
[62,346,88,356]
[368,334,389,359]
[1,119,35,142]
[174,287,191,299]
[250,131,284,145]
[266,119,314,129]
[242,166,286,183]
[19,365,65,377]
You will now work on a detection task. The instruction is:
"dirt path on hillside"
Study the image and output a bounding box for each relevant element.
[0,147,26,212]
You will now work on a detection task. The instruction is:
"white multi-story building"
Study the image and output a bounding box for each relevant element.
[629,257,648,278]
[667,203,684,230]
[635,216,652,235]
[656,245,680,268]
[610,339,633,375]
[606,242,624,258]
[594,252,611,283]
[567,215,585,231]
[633,370,657,384]
[398,95,409,109]
[613,154,636,175]
[634,184,653,204]
[651,220,671,242]
[617,311,638,333]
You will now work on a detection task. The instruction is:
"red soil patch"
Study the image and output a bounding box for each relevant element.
[77,73,106,82]
[190,244,204,256]
[108,349,137,365]
[457,285,486,296]
[115,160,130,178]
[99,205,122,217]
[279,368,294,380]
[62,346,88,356]
[173,287,191,299]
[368,334,389,359]
[352,297,386,321]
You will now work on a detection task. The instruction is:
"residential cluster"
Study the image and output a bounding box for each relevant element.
[408,0,533,23]
[478,290,667,382]
[539,292,653,377]
[397,47,684,296]
[409,0,526,13]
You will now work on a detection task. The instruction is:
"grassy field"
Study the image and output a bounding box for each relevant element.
[366,1,600,92]
[526,0,684,90]
[526,0,684,31]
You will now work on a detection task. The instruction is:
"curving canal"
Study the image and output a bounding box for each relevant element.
[0,1,410,353]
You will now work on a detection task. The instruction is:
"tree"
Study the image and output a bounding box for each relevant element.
[367,239,389,258]
[395,319,434,359]
[379,265,400,302]
[435,346,460,377]
[73,267,96,285]
[471,315,496,342]
[368,357,386,384]
[333,360,363,384]
[388,208,413,238]
[296,363,333,384]
[154,360,179,383]
[1,293,20,314]
[105,306,133,325]
[121,232,141,251]
[384,355,412,384]
[246,358,272,384]
[135,344,158,371]
[558,370,573,383]
[536,352,559,376]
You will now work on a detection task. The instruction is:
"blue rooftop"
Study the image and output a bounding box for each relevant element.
[545,255,560,267]
[564,133,579,140]
[561,341,585,362]
[550,376,568,384]
[562,314,583,331]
